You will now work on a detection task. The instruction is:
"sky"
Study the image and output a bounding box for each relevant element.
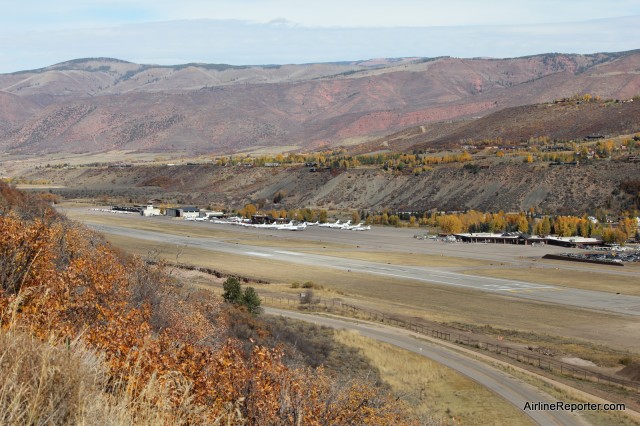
[1,0,639,73]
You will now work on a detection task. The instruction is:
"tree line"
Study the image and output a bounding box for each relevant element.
[211,132,639,174]
[234,202,638,244]
[430,210,638,244]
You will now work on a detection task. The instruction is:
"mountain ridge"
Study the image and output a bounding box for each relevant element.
[1,50,640,154]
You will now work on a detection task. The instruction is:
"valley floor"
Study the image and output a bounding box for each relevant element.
[59,204,640,422]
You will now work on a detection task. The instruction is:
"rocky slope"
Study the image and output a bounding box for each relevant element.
[24,159,640,215]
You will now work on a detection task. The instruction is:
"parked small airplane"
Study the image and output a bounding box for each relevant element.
[319,220,340,228]
[349,223,371,231]
[315,220,371,231]
[276,222,307,231]
[326,220,350,229]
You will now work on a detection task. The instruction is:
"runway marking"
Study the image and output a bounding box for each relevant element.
[362,269,558,293]
[245,251,272,257]
[510,288,558,293]
[275,250,303,256]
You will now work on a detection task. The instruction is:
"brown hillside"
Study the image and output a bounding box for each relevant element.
[2,51,640,155]
[360,99,640,153]
[0,183,412,424]
[0,92,40,133]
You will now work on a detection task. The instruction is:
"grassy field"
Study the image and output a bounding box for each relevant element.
[333,330,534,425]
[101,231,640,355]
[185,269,640,414]
[299,249,492,268]
[64,207,640,362]
[494,365,640,426]
[1,150,173,176]
[463,267,640,296]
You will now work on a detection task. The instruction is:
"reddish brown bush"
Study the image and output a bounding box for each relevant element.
[0,201,414,424]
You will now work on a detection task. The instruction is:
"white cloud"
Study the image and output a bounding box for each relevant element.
[0,3,639,73]
[3,0,640,29]
[128,0,640,27]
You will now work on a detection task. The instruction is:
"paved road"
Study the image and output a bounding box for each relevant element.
[87,221,640,317]
[265,307,590,426]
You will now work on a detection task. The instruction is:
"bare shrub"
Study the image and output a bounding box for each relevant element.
[300,289,315,305]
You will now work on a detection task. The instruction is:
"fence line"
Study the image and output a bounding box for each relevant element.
[258,294,639,392]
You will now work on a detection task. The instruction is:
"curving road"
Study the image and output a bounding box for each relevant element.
[265,307,590,426]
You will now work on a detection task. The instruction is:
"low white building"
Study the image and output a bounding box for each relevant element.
[166,206,200,218]
[140,205,161,216]
[199,210,225,219]
[181,209,200,219]
[544,236,602,247]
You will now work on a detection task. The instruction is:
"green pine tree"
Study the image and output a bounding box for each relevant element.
[222,277,242,304]
[242,286,262,315]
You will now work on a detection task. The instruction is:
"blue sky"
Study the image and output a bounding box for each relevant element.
[1,0,639,72]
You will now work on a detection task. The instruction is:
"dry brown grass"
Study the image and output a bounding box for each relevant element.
[62,209,640,363]
[0,329,238,425]
[445,322,638,368]
[101,233,354,283]
[100,232,640,354]
[333,330,534,425]
[0,330,104,425]
[495,365,640,426]
[581,409,640,426]
[299,249,491,267]
[464,267,640,296]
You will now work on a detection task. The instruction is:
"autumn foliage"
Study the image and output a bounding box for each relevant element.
[0,182,413,424]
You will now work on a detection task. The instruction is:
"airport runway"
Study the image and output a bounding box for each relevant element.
[266,307,590,426]
[87,221,640,317]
